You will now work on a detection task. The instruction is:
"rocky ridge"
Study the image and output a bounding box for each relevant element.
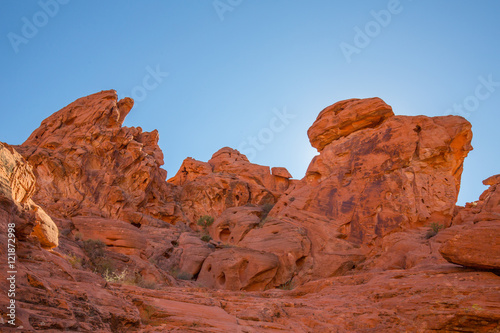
[0,90,498,332]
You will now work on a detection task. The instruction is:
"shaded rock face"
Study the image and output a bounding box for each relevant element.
[72,216,148,255]
[15,90,180,225]
[2,92,499,333]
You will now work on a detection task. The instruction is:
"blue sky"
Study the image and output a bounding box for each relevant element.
[1,0,499,205]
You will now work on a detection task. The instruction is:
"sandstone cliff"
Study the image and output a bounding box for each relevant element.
[0,90,498,332]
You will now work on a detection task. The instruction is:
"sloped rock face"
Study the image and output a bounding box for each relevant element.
[271,99,472,279]
[15,90,180,225]
[169,147,294,224]
[440,174,500,269]
[0,142,58,249]
[197,247,280,291]
[2,92,498,333]
[440,220,500,269]
[72,216,148,255]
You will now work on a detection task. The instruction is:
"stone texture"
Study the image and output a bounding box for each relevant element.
[308,97,394,151]
[2,92,498,333]
[0,141,58,249]
[72,216,147,255]
[271,166,292,179]
[440,221,500,270]
[198,248,279,291]
[15,90,181,225]
[275,115,472,241]
[440,174,500,270]
[177,232,214,278]
[172,147,293,224]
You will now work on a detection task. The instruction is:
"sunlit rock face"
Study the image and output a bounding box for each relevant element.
[2,91,498,333]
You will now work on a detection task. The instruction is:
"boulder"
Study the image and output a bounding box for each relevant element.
[197,248,279,291]
[440,221,500,270]
[177,232,214,278]
[307,97,394,151]
[72,216,147,255]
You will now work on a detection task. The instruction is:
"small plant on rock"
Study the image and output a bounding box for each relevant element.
[103,268,128,283]
[278,279,295,290]
[425,222,444,239]
[197,215,215,228]
[82,239,116,277]
[201,234,212,243]
[66,253,82,268]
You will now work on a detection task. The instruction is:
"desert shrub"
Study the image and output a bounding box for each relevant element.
[82,239,106,259]
[169,267,193,281]
[134,275,158,289]
[177,272,193,280]
[103,268,128,283]
[82,239,116,276]
[425,222,444,239]
[66,253,82,268]
[277,279,294,290]
[201,234,212,242]
[197,215,215,228]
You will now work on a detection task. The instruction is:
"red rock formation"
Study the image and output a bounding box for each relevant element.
[440,174,500,269]
[169,147,294,224]
[440,220,500,269]
[71,216,147,255]
[15,90,181,225]
[197,247,279,291]
[1,92,498,333]
[0,142,58,249]
[270,99,472,280]
[308,97,394,151]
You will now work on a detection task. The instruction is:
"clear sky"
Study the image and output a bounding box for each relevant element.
[1,1,499,205]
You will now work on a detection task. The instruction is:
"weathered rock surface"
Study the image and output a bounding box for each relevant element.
[72,216,147,255]
[198,247,280,291]
[177,232,214,278]
[15,90,181,225]
[308,97,394,151]
[170,147,294,224]
[0,141,58,249]
[440,221,500,270]
[1,92,498,333]
[440,174,500,269]
[271,103,472,280]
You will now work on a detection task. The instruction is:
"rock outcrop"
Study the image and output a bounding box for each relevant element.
[15,90,180,225]
[1,91,499,333]
[270,98,473,280]
[169,147,294,224]
[308,97,394,151]
[0,141,58,249]
[198,247,280,291]
[440,174,500,270]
